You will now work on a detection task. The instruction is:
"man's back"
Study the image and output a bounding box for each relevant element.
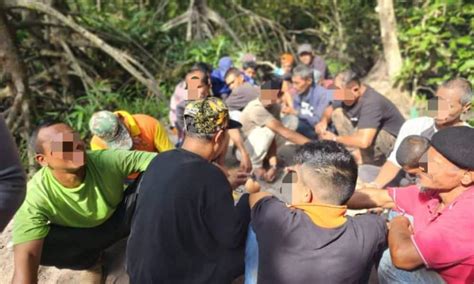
[225,82,259,111]
[127,148,250,283]
[252,196,387,284]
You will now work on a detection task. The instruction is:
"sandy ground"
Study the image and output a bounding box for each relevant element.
[0,62,393,283]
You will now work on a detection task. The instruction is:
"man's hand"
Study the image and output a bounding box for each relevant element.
[314,121,327,136]
[320,130,337,141]
[389,216,411,230]
[388,215,423,270]
[239,151,252,173]
[228,170,249,190]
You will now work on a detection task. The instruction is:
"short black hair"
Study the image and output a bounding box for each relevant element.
[191,62,212,75]
[186,68,210,87]
[243,61,258,70]
[336,69,361,87]
[29,120,65,154]
[294,141,358,205]
[224,67,243,81]
[396,135,430,169]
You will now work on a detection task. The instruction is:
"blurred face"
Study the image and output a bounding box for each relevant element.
[281,62,293,74]
[417,147,468,192]
[291,75,312,94]
[260,89,282,107]
[244,67,256,79]
[298,52,313,66]
[225,73,244,90]
[36,124,86,172]
[333,78,361,106]
[186,71,210,100]
[431,87,467,127]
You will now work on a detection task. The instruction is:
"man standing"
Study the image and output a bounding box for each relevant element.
[372,78,472,188]
[348,126,474,283]
[292,64,334,140]
[12,122,156,283]
[249,141,387,283]
[127,97,251,283]
[319,70,405,168]
[89,110,174,153]
[239,79,310,182]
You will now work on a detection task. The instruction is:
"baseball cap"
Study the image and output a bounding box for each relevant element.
[297,43,313,55]
[89,111,133,150]
[184,97,241,134]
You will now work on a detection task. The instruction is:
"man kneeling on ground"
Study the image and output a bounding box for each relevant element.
[249,141,387,283]
[127,97,251,283]
[12,122,156,283]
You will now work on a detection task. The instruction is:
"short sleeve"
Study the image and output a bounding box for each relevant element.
[253,105,276,127]
[153,121,175,153]
[251,196,291,237]
[412,207,474,269]
[357,99,383,130]
[388,186,420,215]
[13,196,49,245]
[93,150,157,178]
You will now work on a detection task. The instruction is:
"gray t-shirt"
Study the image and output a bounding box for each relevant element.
[225,82,259,111]
[240,99,281,138]
[339,87,405,137]
[252,196,387,284]
[0,115,26,231]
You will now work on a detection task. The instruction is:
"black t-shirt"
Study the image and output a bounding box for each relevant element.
[337,87,405,137]
[252,196,387,284]
[126,148,250,284]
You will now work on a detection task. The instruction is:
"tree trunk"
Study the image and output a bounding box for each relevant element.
[0,5,29,128]
[377,0,403,85]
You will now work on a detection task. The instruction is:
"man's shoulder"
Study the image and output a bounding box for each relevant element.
[400,116,434,131]
[132,114,159,125]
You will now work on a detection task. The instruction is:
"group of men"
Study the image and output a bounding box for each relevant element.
[0,42,473,284]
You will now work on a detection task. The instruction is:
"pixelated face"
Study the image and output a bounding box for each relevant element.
[298,52,312,65]
[186,72,210,100]
[281,166,308,204]
[244,67,256,79]
[430,87,465,126]
[260,88,282,107]
[291,75,312,93]
[225,73,244,90]
[417,147,463,191]
[37,124,86,171]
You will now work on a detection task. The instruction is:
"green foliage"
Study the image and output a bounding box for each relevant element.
[397,1,474,93]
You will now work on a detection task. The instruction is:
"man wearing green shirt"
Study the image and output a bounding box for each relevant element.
[12,122,156,283]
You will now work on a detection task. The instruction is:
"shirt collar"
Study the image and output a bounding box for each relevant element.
[289,202,347,228]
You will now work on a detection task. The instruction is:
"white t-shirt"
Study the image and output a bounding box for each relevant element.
[387,117,436,167]
[388,117,471,167]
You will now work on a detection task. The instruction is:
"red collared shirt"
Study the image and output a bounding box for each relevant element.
[389,185,474,284]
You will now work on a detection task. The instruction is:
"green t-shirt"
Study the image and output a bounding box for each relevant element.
[13,149,156,245]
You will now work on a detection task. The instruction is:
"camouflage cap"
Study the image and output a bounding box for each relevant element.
[89,111,133,150]
[183,97,241,135]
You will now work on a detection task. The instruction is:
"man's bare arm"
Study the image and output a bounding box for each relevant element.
[346,188,395,209]
[249,192,272,209]
[266,119,310,145]
[228,129,252,172]
[389,216,424,270]
[373,160,402,188]
[13,239,44,284]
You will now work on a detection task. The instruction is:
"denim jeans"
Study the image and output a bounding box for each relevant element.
[244,225,259,284]
[378,249,445,284]
[296,119,318,140]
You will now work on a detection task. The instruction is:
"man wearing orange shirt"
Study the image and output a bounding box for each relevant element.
[89,110,174,153]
